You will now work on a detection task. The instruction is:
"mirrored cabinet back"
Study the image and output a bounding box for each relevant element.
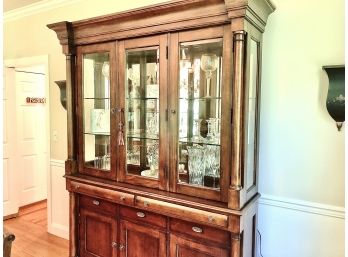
[48,0,275,256]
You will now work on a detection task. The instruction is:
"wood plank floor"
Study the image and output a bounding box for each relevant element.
[4,201,69,257]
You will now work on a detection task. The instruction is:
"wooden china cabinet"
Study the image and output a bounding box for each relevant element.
[48,0,274,256]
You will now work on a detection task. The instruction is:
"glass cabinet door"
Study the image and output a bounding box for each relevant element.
[171,27,231,201]
[78,43,116,180]
[118,36,167,189]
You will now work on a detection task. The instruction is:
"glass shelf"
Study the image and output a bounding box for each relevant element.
[127,133,159,140]
[84,97,110,100]
[179,137,220,146]
[84,132,110,136]
[126,97,159,100]
[179,97,221,101]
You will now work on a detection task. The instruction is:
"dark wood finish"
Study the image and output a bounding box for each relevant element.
[169,234,229,257]
[120,206,167,229]
[48,1,274,256]
[119,220,166,257]
[170,218,230,245]
[79,208,117,257]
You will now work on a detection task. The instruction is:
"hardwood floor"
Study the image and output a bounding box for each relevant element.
[4,201,69,257]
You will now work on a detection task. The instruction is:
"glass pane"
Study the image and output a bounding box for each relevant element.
[125,48,160,179]
[177,39,223,189]
[246,39,259,189]
[83,52,111,171]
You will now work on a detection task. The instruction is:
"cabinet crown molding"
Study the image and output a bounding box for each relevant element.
[47,0,275,50]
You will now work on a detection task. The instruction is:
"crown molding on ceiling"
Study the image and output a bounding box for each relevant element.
[4,0,83,22]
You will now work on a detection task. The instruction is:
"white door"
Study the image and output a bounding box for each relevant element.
[3,67,19,217]
[3,66,48,217]
[15,69,47,206]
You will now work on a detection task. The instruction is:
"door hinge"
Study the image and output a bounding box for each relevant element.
[166,46,168,59]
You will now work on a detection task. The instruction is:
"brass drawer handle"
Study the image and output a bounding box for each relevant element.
[92,200,100,206]
[192,226,203,233]
[136,212,146,218]
[120,195,126,201]
[143,201,150,207]
[119,244,125,250]
[112,242,118,248]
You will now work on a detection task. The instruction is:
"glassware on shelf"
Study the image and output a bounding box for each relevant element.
[200,54,218,98]
[94,154,110,170]
[141,142,159,178]
[214,118,221,142]
[203,145,220,188]
[127,67,140,98]
[146,112,158,137]
[102,61,110,78]
[205,118,216,142]
[192,119,204,142]
[187,145,205,186]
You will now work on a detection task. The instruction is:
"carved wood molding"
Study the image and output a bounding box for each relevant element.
[47,0,275,50]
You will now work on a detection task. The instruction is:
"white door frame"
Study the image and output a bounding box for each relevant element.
[4,55,50,213]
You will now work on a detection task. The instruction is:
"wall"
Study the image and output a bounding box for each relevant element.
[4,0,344,256]
[259,0,344,256]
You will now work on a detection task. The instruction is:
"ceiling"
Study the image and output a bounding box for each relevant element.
[3,0,44,12]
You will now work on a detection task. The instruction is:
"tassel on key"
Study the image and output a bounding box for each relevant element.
[118,122,125,146]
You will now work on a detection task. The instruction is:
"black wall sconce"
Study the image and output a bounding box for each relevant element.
[55,80,67,110]
[323,65,345,131]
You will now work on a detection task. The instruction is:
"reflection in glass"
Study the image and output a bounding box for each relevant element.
[246,39,259,189]
[177,39,223,189]
[125,47,160,179]
[83,52,111,171]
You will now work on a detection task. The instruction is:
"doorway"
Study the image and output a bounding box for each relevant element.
[3,56,50,219]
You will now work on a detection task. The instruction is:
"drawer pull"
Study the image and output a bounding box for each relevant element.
[112,242,118,248]
[92,200,100,206]
[120,195,126,201]
[192,226,203,233]
[136,212,146,218]
[119,244,125,250]
[143,201,149,207]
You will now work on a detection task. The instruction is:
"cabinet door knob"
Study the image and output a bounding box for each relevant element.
[119,244,125,250]
[192,226,203,233]
[112,242,118,248]
[136,212,146,218]
[92,200,100,206]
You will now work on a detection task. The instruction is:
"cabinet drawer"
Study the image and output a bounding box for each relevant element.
[136,196,228,228]
[170,218,230,245]
[79,195,117,216]
[120,206,166,228]
[70,181,134,206]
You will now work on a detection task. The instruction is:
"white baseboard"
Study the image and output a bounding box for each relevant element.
[48,222,69,240]
[259,194,345,219]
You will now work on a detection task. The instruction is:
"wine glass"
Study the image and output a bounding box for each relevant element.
[127,67,140,98]
[200,54,218,98]
[102,61,110,78]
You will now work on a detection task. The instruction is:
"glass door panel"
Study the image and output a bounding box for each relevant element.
[177,39,223,189]
[83,52,111,172]
[125,48,160,179]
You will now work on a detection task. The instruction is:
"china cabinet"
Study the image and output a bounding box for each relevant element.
[48,0,274,256]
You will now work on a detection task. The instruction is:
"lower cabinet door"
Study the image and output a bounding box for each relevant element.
[119,219,166,257]
[169,234,229,257]
[79,209,117,257]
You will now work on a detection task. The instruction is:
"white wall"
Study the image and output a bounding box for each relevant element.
[259,0,344,256]
[4,0,344,256]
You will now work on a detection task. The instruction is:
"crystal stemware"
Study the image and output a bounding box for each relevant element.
[192,119,204,142]
[187,145,205,186]
[200,54,218,98]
